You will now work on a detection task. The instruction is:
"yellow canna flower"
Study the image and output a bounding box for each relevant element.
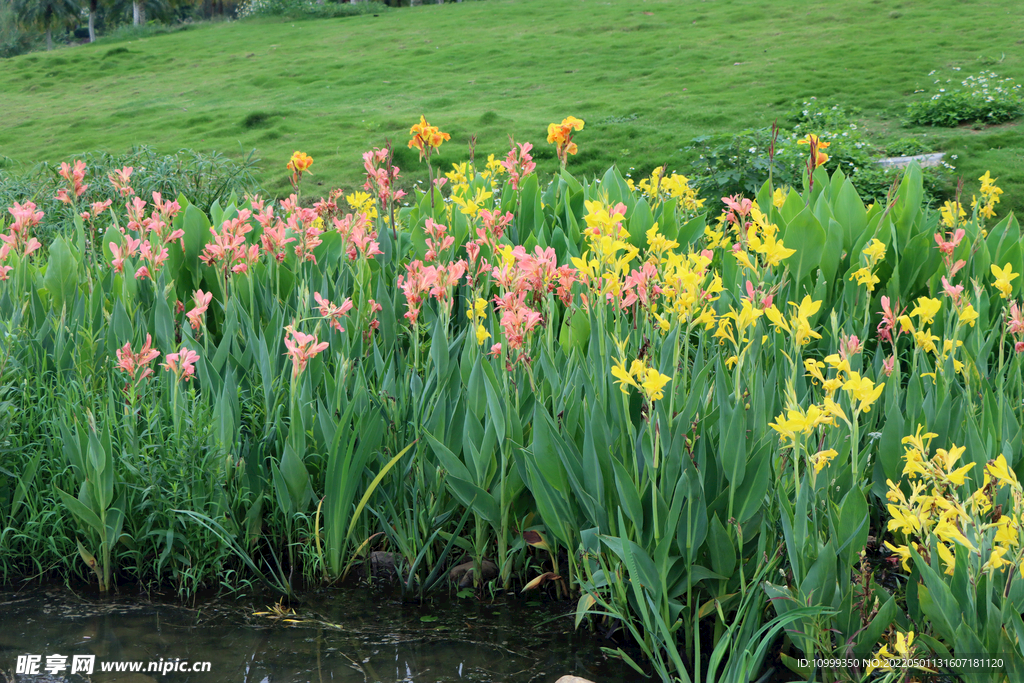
[895,630,914,658]
[933,517,978,552]
[986,455,1021,489]
[983,546,1011,572]
[764,305,790,334]
[758,233,796,266]
[694,306,717,330]
[991,262,1018,299]
[811,448,838,474]
[467,297,489,321]
[958,304,979,327]
[887,505,923,535]
[842,372,885,413]
[611,358,640,395]
[885,542,912,572]
[475,324,491,346]
[733,250,758,271]
[936,543,956,575]
[862,238,886,265]
[641,368,672,402]
[911,297,942,326]
[990,515,1019,548]
[772,186,788,209]
[850,266,880,291]
[913,329,940,354]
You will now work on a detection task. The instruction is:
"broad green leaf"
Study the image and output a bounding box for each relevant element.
[45,237,78,312]
[781,208,826,285]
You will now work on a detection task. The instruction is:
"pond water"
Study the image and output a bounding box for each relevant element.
[0,585,636,683]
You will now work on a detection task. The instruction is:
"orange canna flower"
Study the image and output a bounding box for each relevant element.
[287,151,314,174]
[547,116,585,166]
[287,151,314,189]
[408,116,451,160]
[798,134,830,169]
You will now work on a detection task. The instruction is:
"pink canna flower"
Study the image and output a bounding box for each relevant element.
[517,245,559,295]
[424,218,455,262]
[247,193,266,213]
[109,167,134,197]
[398,260,440,324]
[313,292,354,332]
[722,195,753,225]
[502,140,536,191]
[109,243,127,274]
[230,244,260,273]
[741,280,771,310]
[489,343,502,358]
[1008,301,1024,335]
[554,264,579,306]
[8,201,44,232]
[255,204,276,230]
[283,325,329,379]
[362,147,404,206]
[883,355,896,376]
[163,347,200,381]
[1016,341,1024,354]
[934,228,966,256]
[116,334,160,382]
[261,219,295,263]
[622,262,661,309]
[367,298,383,331]
[877,295,905,344]
[151,192,181,221]
[57,160,89,202]
[941,276,964,306]
[91,199,113,216]
[126,197,148,232]
[0,265,12,280]
[2,201,44,260]
[493,290,543,350]
[135,265,151,280]
[186,290,213,331]
[839,333,862,360]
[279,194,300,214]
[478,209,513,246]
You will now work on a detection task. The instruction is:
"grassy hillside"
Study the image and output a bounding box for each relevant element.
[1,0,1022,210]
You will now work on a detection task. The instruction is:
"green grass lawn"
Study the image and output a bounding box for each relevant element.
[1,0,1022,212]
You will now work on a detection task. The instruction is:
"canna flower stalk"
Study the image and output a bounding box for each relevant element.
[408,116,451,212]
[287,151,314,191]
[546,116,584,169]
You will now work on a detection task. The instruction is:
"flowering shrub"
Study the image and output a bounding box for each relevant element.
[907,69,1024,127]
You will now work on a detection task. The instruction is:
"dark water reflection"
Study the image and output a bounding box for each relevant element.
[0,585,636,682]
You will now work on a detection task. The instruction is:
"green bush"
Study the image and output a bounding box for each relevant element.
[237,0,387,20]
[906,69,1024,127]
[0,146,261,246]
[686,100,952,207]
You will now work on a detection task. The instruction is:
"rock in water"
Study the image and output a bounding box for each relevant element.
[448,559,498,588]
